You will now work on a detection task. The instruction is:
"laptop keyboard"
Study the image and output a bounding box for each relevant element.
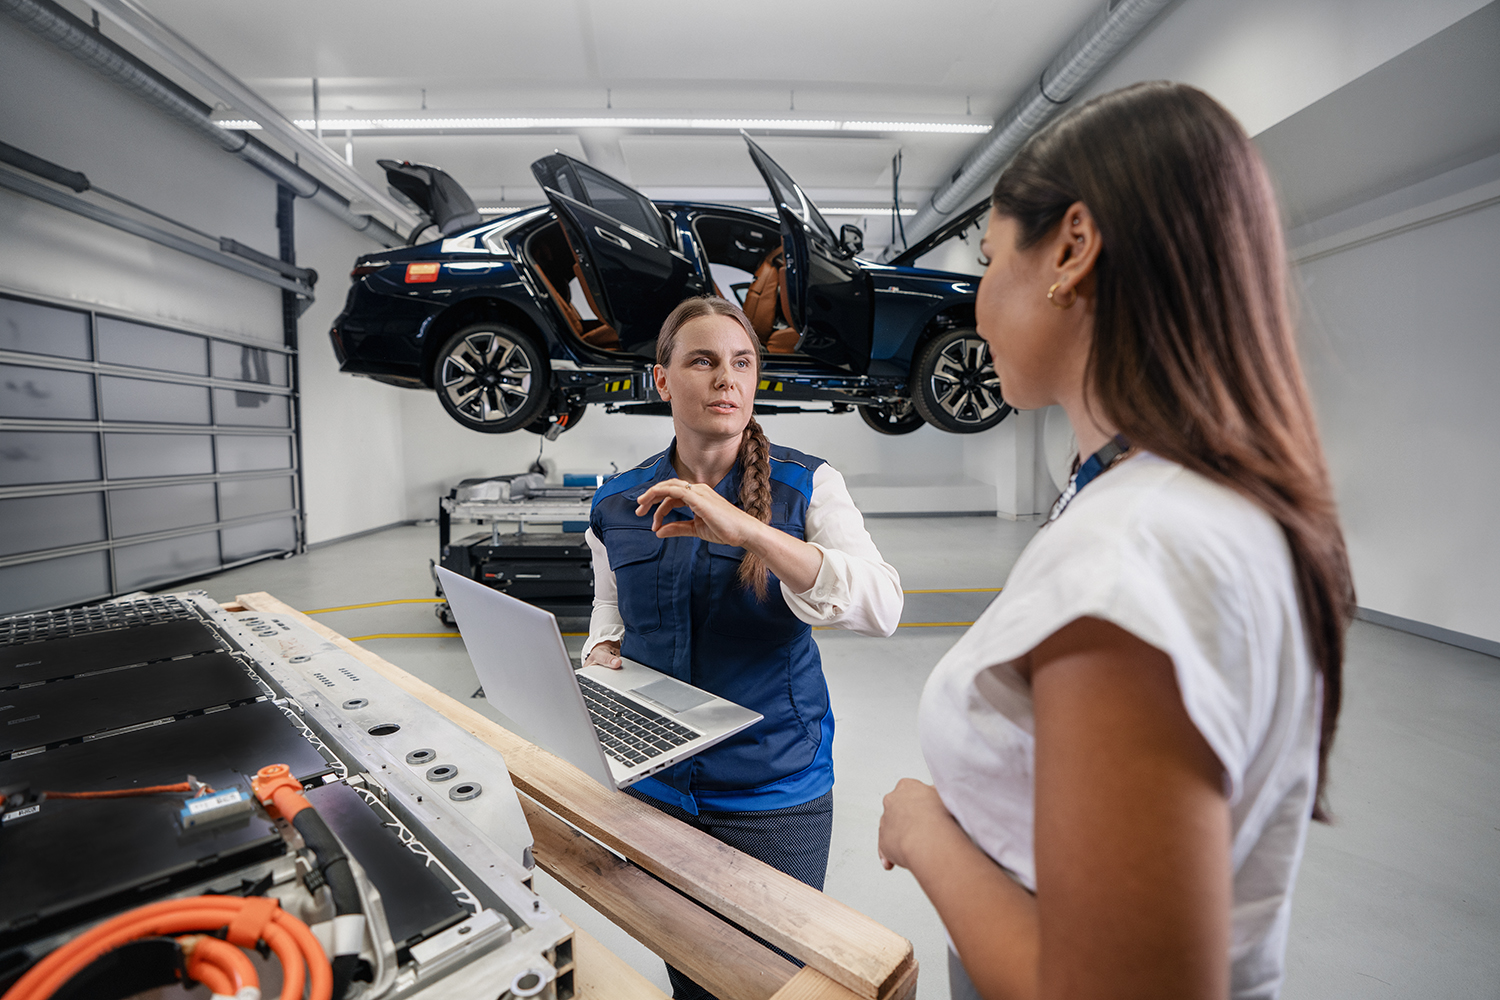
[578,675,701,767]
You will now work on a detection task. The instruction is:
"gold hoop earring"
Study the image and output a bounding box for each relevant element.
[1047,281,1077,309]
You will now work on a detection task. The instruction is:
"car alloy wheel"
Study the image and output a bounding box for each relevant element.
[858,398,925,435]
[435,323,550,433]
[911,327,1013,433]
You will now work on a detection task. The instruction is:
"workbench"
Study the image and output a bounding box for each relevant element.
[229,592,918,1000]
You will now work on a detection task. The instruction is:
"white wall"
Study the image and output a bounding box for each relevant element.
[294,205,408,544]
[395,382,987,521]
[1291,154,1500,644]
[1080,0,1490,136]
[0,16,280,342]
[0,13,409,547]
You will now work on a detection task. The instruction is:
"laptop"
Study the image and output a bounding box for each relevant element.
[436,567,762,790]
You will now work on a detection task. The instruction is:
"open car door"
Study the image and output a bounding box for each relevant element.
[742,134,872,373]
[378,159,482,239]
[531,154,705,356]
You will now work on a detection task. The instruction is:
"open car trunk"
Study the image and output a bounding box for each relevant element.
[378,159,483,240]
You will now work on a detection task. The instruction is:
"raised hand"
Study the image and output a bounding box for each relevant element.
[635,478,765,547]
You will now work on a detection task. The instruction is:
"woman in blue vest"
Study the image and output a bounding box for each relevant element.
[583,295,903,999]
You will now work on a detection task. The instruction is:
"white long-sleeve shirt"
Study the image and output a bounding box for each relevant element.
[582,463,902,663]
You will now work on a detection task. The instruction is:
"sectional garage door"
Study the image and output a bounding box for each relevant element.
[0,292,299,616]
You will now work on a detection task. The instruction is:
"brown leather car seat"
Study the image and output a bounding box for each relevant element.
[742,248,782,339]
[571,263,619,349]
[533,256,619,350]
[741,247,799,353]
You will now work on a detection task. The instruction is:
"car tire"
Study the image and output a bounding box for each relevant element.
[524,400,587,436]
[911,328,1013,433]
[858,399,925,435]
[434,323,550,433]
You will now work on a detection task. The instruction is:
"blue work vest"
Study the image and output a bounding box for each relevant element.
[589,442,834,815]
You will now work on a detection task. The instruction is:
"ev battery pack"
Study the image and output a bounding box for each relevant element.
[0,700,327,945]
[0,618,226,688]
[442,531,593,614]
[0,652,263,756]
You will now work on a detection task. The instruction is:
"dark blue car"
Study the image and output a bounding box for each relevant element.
[330,135,1009,436]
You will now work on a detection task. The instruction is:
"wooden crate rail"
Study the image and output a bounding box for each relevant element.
[233,593,916,1000]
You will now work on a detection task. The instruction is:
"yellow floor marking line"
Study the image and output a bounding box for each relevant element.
[814,620,975,630]
[311,590,996,620]
[350,631,588,641]
[303,598,445,615]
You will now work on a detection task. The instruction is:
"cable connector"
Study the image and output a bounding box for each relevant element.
[251,764,310,821]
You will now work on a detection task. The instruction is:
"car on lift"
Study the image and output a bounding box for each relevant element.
[329,136,1009,436]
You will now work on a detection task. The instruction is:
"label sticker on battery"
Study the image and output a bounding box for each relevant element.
[185,789,246,815]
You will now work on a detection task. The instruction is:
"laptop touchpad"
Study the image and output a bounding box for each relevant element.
[632,678,714,713]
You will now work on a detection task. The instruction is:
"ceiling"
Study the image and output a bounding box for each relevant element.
[58,0,1108,247]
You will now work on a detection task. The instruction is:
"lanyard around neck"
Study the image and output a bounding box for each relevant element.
[1046,434,1131,524]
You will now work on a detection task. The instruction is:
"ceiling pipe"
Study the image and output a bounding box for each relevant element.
[0,0,406,247]
[902,0,1174,248]
[89,0,421,233]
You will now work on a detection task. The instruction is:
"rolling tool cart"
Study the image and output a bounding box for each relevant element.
[433,473,600,625]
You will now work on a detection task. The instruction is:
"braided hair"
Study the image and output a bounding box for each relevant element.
[657,296,774,600]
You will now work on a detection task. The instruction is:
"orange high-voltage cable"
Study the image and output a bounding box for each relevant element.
[1,895,330,1000]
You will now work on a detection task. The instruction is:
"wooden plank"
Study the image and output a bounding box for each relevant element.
[565,918,669,1000]
[234,592,916,1000]
[768,968,869,1000]
[526,794,797,1000]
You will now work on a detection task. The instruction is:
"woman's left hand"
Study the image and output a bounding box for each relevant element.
[878,778,959,871]
[636,478,766,547]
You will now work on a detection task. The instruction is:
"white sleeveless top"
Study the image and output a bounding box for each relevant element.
[919,452,1320,1000]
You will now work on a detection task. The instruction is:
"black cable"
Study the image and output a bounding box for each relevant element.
[891,150,907,250]
[290,807,363,1000]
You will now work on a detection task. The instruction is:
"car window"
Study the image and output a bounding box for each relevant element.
[754,153,837,249]
[477,207,546,255]
[573,166,667,245]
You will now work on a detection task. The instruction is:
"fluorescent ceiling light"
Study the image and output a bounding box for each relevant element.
[821,207,918,215]
[844,121,991,134]
[476,205,915,216]
[218,117,989,134]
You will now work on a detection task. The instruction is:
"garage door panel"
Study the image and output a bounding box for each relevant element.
[101,376,211,425]
[0,296,91,360]
[97,316,208,376]
[212,388,290,427]
[0,493,106,558]
[0,431,100,486]
[0,364,96,421]
[104,432,214,479]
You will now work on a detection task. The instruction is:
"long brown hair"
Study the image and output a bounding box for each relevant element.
[657,296,774,600]
[992,82,1354,819]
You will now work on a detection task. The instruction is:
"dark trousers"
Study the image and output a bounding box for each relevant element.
[627,789,834,1000]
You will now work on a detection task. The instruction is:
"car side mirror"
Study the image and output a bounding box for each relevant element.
[839,224,864,257]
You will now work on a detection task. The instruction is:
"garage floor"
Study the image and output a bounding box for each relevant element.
[189,517,1499,1000]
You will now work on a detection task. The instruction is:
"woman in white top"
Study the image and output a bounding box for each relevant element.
[877,82,1355,1000]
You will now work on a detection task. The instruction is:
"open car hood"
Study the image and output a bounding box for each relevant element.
[378,159,482,239]
[887,199,989,267]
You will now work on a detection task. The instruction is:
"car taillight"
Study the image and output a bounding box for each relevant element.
[350,261,389,277]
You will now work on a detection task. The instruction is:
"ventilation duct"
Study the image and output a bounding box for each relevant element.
[0,0,407,247]
[902,0,1173,248]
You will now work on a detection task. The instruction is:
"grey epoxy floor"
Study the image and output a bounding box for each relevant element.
[191,518,1499,999]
